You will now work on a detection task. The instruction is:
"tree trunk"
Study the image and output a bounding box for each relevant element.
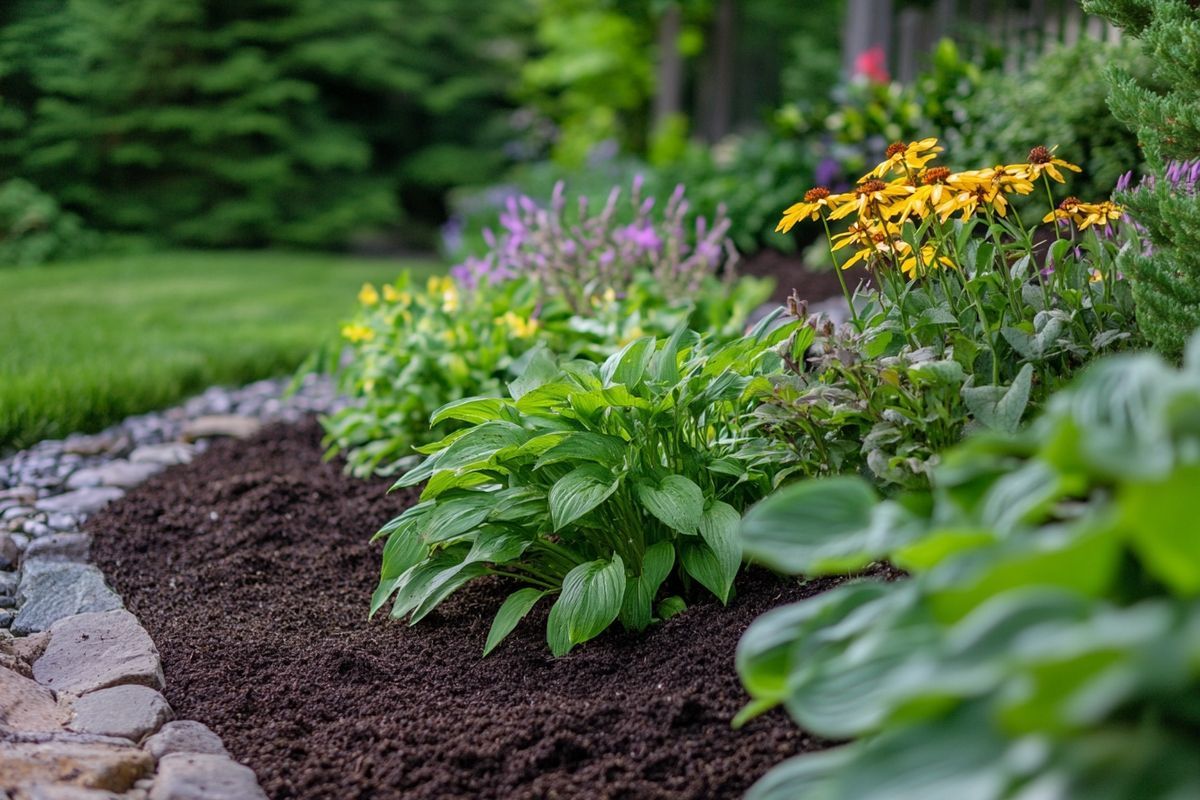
[653,2,684,133]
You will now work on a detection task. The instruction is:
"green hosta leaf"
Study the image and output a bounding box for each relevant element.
[420,468,497,501]
[487,486,547,524]
[535,432,628,470]
[635,475,704,534]
[740,478,883,575]
[514,381,577,413]
[548,464,619,530]
[657,595,687,619]
[619,541,675,632]
[465,526,532,564]
[408,561,490,624]
[546,555,627,656]
[746,747,854,800]
[484,588,548,656]
[397,421,528,486]
[508,346,558,400]
[683,501,741,604]
[651,326,691,384]
[430,397,511,426]
[962,364,1033,434]
[1121,464,1200,594]
[390,547,469,619]
[422,491,495,543]
[600,336,655,388]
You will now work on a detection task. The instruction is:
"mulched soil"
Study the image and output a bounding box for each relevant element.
[739,247,857,305]
[89,420,838,800]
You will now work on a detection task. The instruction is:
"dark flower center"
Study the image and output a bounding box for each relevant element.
[923,167,951,185]
[1029,146,1052,165]
[858,179,888,195]
[885,142,907,159]
[804,187,831,202]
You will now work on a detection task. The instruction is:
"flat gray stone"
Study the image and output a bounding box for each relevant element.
[0,735,152,792]
[0,534,20,569]
[149,753,266,800]
[0,570,18,599]
[180,415,261,442]
[129,444,194,467]
[69,685,172,742]
[35,489,124,518]
[12,564,123,635]
[0,486,38,505]
[32,610,163,696]
[19,785,123,800]
[62,433,127,457]
[22,533,92,565]
[142,721,228,760]
[66,461,162,491]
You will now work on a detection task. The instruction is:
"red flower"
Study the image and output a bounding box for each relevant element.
[854,46,890,84]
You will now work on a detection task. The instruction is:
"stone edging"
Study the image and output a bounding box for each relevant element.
[1,376,344,799]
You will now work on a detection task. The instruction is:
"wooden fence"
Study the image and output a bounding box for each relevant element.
[843,0,1122,82]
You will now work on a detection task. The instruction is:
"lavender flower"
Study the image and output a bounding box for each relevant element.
[450,177,739,312]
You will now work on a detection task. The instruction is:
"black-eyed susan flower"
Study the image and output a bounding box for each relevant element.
[894,166,955,222]
[1018,146,1082,184]
[899,244,957,279]
[1075,200,1124,230]
[828,178,913,221]
[866,138,943,179]
[831,220,905,269]
[1043,196,1085,226]
[776,187,855,233]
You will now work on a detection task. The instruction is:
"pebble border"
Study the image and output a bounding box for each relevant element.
[1,375,345,799]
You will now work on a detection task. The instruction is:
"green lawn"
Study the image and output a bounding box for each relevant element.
[1,250,439,451]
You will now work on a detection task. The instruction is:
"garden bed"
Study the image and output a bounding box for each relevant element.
[89,419,834,800]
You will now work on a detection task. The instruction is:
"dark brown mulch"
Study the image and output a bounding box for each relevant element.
[89,420,835,800]
[740,248,857,305]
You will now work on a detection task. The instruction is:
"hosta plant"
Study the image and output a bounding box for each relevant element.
[372,317,801,656]
[323,178,771,478]
[735,337,1200,799]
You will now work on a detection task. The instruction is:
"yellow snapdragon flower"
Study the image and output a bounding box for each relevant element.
[358,283,379,306]
[496,311,539,338]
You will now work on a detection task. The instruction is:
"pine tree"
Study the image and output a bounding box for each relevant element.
[0,0,528,248]
[1085,0,1200,358]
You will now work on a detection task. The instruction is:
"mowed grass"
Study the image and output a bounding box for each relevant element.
[1,250,439,451]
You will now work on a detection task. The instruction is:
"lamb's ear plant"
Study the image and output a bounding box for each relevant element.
[734,335,1200,799]
[371,316,801,656]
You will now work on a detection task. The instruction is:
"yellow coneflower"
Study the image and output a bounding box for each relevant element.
[1075,200,1124,230]
[977,164,1035,196]
[1017,146,1082,184]
[828,177,913,221]
[777,187,857,233]
[899,244,957,279]
[341,323,376,343]
[1042,196,1085,225]
[894,166,955,222]
[358,283,380,306]
[866,138,943,179]
[831,220,905,269]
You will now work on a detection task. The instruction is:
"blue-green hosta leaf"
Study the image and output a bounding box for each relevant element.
[635,475,704,534]
[548,464,619,530]
[546,555,626,656]
[484,588,548,656]
[600,336,655,389]
[371,500,432,543]
[465,526,533,565]
[741,478,895,575]
[535,432,628,471]
[430,396,511,426]
[619,541,675,632]
[962,364,1033,434]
